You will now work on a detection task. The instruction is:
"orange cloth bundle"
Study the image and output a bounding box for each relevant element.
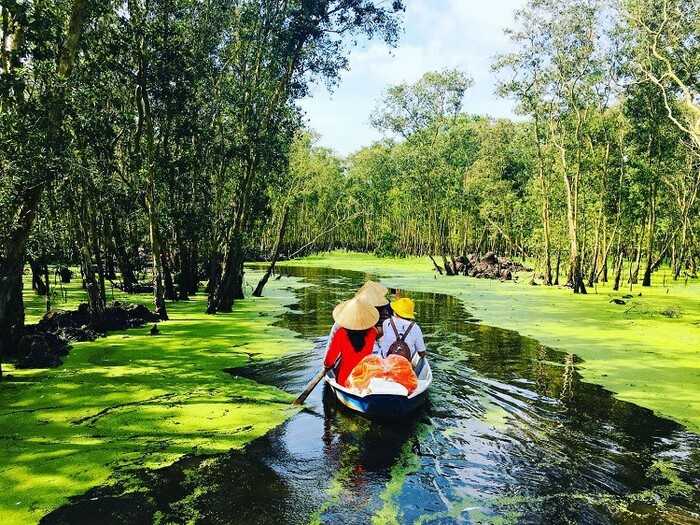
[346,354,385,391]
[384,354,419,393]
[346,354,419,394]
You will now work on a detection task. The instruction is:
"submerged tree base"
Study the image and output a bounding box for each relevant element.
[12,302,160,369]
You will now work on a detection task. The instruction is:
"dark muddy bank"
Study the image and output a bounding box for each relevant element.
[14,302,158,369]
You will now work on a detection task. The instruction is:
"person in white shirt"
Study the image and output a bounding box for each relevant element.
[379,297,427,361]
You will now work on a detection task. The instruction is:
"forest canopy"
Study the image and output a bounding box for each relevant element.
[1,0,699,372]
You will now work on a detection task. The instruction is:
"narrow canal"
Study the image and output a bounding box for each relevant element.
[44,267,700,524]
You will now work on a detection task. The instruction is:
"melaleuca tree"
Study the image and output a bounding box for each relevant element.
[370,69,474,269]
[206,0,405,313]
[0,0,93,377]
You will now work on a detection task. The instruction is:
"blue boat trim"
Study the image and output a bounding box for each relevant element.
[325,358,432,417]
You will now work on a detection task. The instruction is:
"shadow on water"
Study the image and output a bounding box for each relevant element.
[44,266,700,524]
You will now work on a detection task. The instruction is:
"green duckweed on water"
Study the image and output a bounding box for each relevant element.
[1,272,310,524]
[278,251,700,433]
[372,423,431,525]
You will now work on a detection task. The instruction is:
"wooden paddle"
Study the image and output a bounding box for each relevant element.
[293,357,340,405]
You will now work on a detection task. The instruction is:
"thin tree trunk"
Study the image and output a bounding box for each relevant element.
[253,208,289,297]
[630,226,644,284]
[44,262,51,313]
[613,250,624,291]
[602,252,608,283]
[642,183,656,286]
[72,202,104,318]
[132,0,167,319]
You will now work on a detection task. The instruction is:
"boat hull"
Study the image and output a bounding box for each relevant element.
[331,387,429,417]
[325,358,432,418]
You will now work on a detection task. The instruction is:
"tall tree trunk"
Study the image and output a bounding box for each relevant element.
[27,255,48,296]
[554,249,562,286]
[109,217,137,291]
[161,253,177,301]
[642,183,656,286]
[175,238,196,300]
[0,0,89,379]
[187,245,199,295]
[146,200,168,319]
[674,218,689,280]
[44,262,51,313]
[587,231,600,288]
[558,139,585,293]
[132,1,167,319]
[601,253,608,283]
[105,254,117,281]
[72,202,104,318]
[564,173,585,293]
[210,233,245,313]
[89,203,107,312]
[630,226,644,284]
[0,251,25,380]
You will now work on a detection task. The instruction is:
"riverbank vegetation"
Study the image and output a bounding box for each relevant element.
[274,0,700,296]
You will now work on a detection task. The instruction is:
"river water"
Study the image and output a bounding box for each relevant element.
[44,266,700,524]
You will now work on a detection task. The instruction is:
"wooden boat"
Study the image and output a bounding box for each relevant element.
[325,358,432,417]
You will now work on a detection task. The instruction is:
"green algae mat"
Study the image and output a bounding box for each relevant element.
[278,251,700,433]
[1,273,310,524]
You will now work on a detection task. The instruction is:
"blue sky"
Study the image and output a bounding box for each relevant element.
[299,0,528,156]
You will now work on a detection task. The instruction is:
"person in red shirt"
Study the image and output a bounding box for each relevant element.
[324,297,379,386]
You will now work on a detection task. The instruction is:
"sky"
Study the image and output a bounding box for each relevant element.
[298,0,528,156]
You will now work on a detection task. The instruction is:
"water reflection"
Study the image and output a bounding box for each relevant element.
[44,265,700,524]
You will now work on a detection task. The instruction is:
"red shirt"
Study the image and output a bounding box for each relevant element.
[324,327,377,386]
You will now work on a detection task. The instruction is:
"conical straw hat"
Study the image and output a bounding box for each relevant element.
[332,297,380,330]
[355,287,389,307]
[357,280,389,297]
[332,300,348,321]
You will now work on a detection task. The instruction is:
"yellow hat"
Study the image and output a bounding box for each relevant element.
[355,287,389,307]
[390,298,415,319]
[357,280,389,297]
[332,297,380,330]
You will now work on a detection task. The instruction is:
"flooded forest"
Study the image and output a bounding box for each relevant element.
[1,0,699,524]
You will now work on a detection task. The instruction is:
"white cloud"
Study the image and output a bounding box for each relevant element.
[299,0,528,156]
